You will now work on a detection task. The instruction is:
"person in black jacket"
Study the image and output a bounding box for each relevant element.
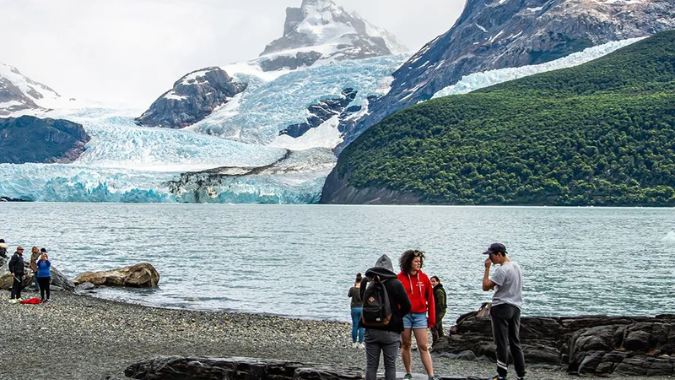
[360,254,412,380]
[8,246,26,301]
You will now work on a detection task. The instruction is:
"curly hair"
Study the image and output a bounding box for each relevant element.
[399,249,425,273]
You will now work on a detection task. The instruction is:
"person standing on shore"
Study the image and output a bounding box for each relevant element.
[30,246,41,292]
[36,249,52,303]
[8,246,26,301]
[348,272,365,348]
[482,243,526,380]
[397,250,437,380]
[430,276,447,347]
[360,255,411,380]
[0,239,8,258]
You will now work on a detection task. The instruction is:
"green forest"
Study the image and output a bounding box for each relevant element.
[336,31,675,206]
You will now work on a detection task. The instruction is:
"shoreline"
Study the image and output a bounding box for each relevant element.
[0,290,672,380]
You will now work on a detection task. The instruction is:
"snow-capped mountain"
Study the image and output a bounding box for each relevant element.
[258,0,407,71]
[0,63,61,115]
[339,0,675,150]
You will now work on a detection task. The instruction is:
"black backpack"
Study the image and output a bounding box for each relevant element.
[361,276,393,327]
[0,247,6,258]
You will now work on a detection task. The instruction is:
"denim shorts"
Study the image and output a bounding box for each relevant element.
[403,312,428,329]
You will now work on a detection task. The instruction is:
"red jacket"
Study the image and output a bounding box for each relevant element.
[397,270,436,327]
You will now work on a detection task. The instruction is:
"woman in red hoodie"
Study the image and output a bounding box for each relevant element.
[398,249,437,380]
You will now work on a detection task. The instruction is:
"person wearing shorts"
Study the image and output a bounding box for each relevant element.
[397,249,437,380]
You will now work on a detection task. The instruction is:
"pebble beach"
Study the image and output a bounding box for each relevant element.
[0,290,672,380]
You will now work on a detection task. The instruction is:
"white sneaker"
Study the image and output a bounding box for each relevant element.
[352,342,359,348]
[358,342,365,349]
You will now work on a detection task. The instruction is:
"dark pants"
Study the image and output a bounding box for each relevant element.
[491,304,526,378]
[431,310,446,345]
[38,277,51,300]
[11,276,22,299]
[364,329,400,380]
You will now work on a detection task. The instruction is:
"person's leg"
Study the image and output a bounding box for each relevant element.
[358,326,365,343]
[413,328,434,376]
[33,273,39,291]
[351,307,361,343]
[14,277,22,299]
[45,277,50,300]
[381,331,401,380]
[38,278,46,300]
[431,323,439,344]
[364,329,382,380]
[507,306,525,378]
[400,328,413,374]
[490,305,510,378]
[437,310,445,338]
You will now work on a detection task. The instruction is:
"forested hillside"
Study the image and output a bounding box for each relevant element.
[325,31,675,206]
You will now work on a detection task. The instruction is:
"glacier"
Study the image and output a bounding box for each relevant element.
[432,38,645,98]
[193,54,409,145]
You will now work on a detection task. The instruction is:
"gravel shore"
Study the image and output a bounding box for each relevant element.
[0,291,672,380]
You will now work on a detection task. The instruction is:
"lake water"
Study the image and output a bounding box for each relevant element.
[2,203,674,324]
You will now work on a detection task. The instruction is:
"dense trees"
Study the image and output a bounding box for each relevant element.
[336,31,675,206]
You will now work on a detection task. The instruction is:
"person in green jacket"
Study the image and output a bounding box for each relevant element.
[430,276,447,346]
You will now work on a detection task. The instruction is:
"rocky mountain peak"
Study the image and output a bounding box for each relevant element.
[258,0,407,71]
[0,62,61,116]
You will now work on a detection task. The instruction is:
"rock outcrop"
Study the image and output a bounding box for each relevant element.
[259,0,406,71]
[320,165,419,205]
[135,67,247,129]
[433,310,675,376]
[0,256,75,292]
[74,263,160,288]
[0,62,61,116]
[339,0,675,150]
[0,116,90,164]
[279,88,358,138]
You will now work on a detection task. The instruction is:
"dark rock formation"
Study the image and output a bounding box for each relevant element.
[279,88,357,138]
[74,263,160,288]
[320,166,419,205]
[260,51,323,72]
[259,0,406,72]
[0,116,90,164]
[0,196,29,202]
[0,256,75,292]
[136,67,247,129]
[339,0,675,151]
[433,310,675,376]
[125,356,487,380]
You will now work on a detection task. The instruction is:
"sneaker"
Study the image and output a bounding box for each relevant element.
[428,375,440,380]
[488,376,505,380]
[8,299,18,303]
[404,373,413,380]
[358,342,365,349]
[351,342,358,348]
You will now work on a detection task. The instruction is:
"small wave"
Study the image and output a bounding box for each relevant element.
[662,231,675,243]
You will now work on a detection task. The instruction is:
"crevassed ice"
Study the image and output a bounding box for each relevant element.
[432,38,645,99]
[194,54,409,145]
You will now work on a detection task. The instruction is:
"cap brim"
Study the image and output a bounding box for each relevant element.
[482,250,492,255]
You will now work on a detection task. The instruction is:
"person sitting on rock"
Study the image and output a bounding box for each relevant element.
[0,239,8,258]
[36,248,52,302]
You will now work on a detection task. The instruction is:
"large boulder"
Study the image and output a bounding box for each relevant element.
[433,310,675,376]
[74,263,160,288]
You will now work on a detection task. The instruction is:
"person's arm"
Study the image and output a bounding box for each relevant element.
[393,281,412,316]
[359,278,368,300]
[483,258,497,291]
[426,278,436,327]
[8,255,15,276]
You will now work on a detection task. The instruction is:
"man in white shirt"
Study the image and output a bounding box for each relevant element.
[482,243,525,380]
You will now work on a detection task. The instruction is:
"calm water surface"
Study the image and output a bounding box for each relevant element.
[2,203,674,324]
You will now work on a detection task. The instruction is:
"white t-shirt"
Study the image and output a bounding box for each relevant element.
[491,261,523,309]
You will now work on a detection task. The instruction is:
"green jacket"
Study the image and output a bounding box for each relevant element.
[434,284,447,312]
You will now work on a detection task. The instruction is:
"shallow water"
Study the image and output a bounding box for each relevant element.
[2,203,674,324]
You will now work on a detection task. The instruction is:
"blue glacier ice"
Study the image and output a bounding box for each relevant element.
[193,54,409,144]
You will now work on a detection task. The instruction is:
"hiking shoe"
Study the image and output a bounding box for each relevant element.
[428,375,440,380]
[8,299,18,303]
[488,376,505,380]
[351,342,358,348]
[358,342,365,349]
[403,373,413,380]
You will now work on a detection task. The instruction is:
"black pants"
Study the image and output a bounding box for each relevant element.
[491,304,526,378]
[38,277,51,300]
[11,276,22,299]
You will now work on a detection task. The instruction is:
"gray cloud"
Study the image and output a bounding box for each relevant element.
[0,0,465,106]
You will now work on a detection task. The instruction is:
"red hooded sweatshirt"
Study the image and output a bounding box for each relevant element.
[397,270,436,327]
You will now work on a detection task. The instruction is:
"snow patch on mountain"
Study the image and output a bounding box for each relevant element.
[432,37,644,98]
[0,62,62,115]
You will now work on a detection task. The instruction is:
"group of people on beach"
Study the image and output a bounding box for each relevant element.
[1,238,53,303]
[348,243,525,380]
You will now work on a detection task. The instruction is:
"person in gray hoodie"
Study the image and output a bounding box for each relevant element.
[359,255,411,380]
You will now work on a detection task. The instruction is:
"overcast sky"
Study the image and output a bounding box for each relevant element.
[0,0,465,106]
